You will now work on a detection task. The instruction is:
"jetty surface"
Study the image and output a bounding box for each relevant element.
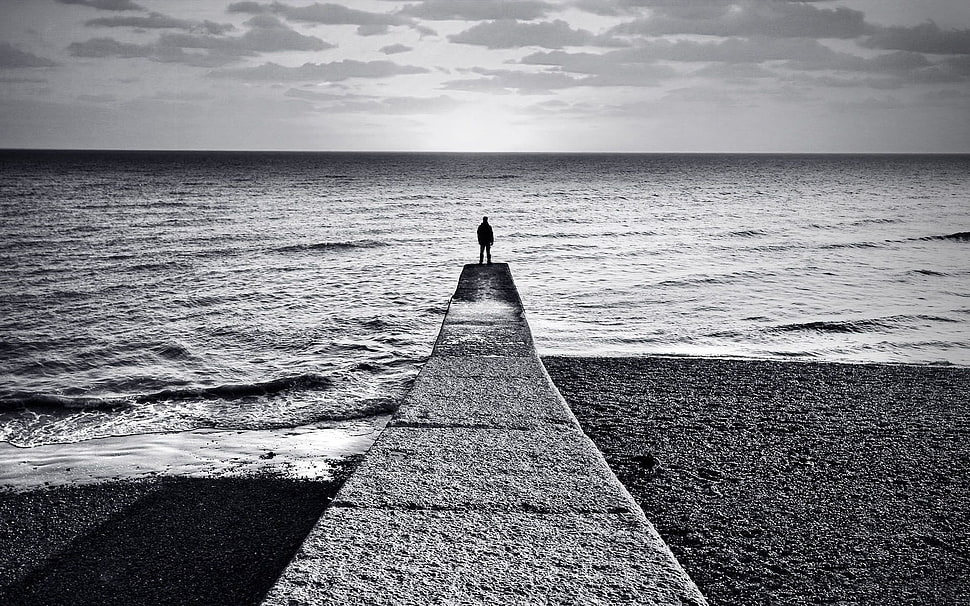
[262,263,706,605]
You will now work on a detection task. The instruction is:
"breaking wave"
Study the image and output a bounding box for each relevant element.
[915,231,970,242]
[274,240,388,253]
[819,241,884,250]
[727,229,769,238]
[138,373,333,402]
[0,373,334,412]
[770,315,959,334]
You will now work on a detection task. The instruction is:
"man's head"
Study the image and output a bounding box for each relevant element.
[482,216,488,223]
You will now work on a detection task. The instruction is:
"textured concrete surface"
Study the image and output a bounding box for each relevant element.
[266,509,704,606]
[334,427,631,513]
[396,376,576,429]
[262,263,707,606]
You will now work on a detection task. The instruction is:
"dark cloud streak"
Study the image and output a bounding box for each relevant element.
[57,0,143,11]
[609,2,868,39]
[161,15,331,53]
[85,12,236,35]
[228,1,413,35]
[68,37,236,67]
[523,38,840,69]
[441,67,581,93]
[401,0,555,21]
[69,37,152,59]
[862,22,970,55]
[325,94,462,114]
[380,44,413,55]
[68,16,334,66]
[0,43,57,68]
[449,19,599,50]
[209,59,429,81]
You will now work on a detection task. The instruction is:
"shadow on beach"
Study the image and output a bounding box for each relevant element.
[1,461,357,606]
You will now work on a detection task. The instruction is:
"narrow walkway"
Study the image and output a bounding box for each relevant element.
[262,263,706,606]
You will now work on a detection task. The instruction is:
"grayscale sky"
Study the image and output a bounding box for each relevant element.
[1,0,968,151]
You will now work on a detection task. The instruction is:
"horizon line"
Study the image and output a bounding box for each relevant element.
[3,147,969,156]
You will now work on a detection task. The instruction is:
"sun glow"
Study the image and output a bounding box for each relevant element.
[423,104,535,152]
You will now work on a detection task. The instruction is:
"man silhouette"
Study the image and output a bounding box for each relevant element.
[477,216,493,264]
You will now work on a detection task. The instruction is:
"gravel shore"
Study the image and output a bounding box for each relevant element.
[3,357,966,605]
[0,459,358,606]
[544,356,969,606]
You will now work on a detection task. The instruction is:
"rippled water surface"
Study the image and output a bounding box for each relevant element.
[2,151,968,446]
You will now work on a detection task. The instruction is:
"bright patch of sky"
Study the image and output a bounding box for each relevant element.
[1,0,968,151]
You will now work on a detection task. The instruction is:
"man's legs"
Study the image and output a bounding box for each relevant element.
[479,244,485,264]
[486,244,491,264]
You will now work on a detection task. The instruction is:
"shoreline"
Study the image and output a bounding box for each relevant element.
[544,355,969,605]
[0,417,388,493]
[540,350,968,369]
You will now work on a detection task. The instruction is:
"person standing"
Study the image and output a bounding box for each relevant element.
[477,216,494,264]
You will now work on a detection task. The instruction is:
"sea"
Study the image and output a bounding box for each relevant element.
[1,151,968,484]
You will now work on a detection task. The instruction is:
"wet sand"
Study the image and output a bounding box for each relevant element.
[544,356,969,606]
[0,460,358,606]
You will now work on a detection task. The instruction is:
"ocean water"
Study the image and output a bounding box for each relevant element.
[1,150,969,450]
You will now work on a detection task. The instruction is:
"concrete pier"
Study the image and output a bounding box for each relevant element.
[262,264,707,605]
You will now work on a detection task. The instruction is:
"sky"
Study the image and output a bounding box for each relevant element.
[1,0,968,152]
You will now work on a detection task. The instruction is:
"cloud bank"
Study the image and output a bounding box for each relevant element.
[1,0,968,151]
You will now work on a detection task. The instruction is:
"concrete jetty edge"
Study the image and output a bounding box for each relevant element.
[261,263,707,605]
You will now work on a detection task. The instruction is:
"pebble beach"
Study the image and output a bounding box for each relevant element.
[545,356,969,605]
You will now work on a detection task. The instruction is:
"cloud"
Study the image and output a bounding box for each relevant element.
[85,12,235,34]
[159,15,332,53]
[69,15,334,65]
[691,62,775,81]
[568,0,626,18]
[523,37,839,69]
[906,55,970,84]
[380,44,413,55]
[517,50,680,87]
[57,0,143,10]
[69,37,153,59]
[573,0,853,18]
[574,63,676,86]
[449,19,602,49]
[324,94,464,115]
[400,0,555,21]
[68,38,235,67]
[785,50,933,74]
[784,48,970,85]
[523,36,961,89]
[86,12,193,29]
[442,67,583,93]
[609,1,869,39]
[0,42,57,68]
[228,1,410,35]
[210,59,429,81]
[284,87,349,101]
[862,22,970,55]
